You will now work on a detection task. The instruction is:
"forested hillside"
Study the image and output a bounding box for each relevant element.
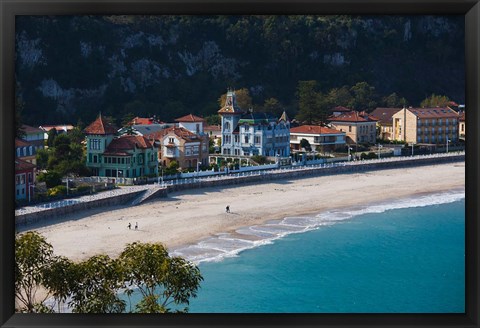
[15,15,465,126]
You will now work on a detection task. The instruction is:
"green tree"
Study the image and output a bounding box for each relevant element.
[204,114,221,126]
[37,170,62,188]
[218,88,252,109]
[300,138,312,151]
[15,232,55,313]
[36,148,51,170]
[348,82,377,111]
[47,129,58,148]
[420,94,451,108]
[68,127,86,144]
[121,112,136,127]
[382,92,408,108]
[67,255,126,313]
[119,242,203,313]
[262,97,284,116]
[326,86,353,108]
[165,160,179,175]
[296,80,320,124]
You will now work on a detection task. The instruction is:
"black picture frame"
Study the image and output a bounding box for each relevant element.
[1,0,478,327]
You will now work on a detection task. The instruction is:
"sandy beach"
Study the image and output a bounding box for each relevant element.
[25,162,465,262]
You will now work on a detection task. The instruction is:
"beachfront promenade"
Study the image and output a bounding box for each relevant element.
[15,151,465,226]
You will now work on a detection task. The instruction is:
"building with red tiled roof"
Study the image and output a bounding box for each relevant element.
[392,107,459,144]
[15,138,39,165]
[370,107,403,140]
[330,106,353,116]
[84,115,158,179]
[326,111,378,144]
[290,125,346,152]
[145,126,209,170]
[84,115,118,135]
[20,124,45,150]
[128,116,163,125]
[15,158,36,202]
[175,113,206,135]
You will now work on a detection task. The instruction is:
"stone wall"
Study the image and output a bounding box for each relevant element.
[15,190,145,227]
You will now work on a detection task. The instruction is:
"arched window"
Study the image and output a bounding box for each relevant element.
[224,122,230,131]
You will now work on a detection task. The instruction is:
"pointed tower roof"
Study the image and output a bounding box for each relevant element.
[218,89,244,115]
[278,111,290,122]
[84,114,117,135]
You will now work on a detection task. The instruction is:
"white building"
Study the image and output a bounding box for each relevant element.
[218,90,290,157]
[290,125,346,152]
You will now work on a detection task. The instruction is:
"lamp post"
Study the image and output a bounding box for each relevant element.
[410,143,414,156]
[347,146,352,161]
[446,139,451,153]
[377,144,382,159]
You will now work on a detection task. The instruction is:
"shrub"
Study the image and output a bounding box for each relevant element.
[47,185,67,197]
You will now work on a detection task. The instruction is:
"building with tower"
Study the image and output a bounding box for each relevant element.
[218,89,290,158]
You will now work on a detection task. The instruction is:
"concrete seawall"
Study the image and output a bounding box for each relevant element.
[16,154,464,228]
[16,190,145,227]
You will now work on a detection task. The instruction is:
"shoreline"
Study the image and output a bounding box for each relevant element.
[25,162,465,263]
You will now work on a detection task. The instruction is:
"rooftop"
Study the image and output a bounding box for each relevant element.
[370,108,403,125]
[15,158,36,171]
[407,107,459,118]
[327,111,378,123]
[84,115,118,135]
[104,135,155,155]
[290,125,344,135]
[175,114,205,123]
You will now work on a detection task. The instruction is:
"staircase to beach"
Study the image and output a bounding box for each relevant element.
[131,185,167,206]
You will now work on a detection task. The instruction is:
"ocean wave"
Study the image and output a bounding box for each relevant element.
[170,189,465,264]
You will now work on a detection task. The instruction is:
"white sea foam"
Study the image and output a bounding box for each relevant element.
[171,189,465,264]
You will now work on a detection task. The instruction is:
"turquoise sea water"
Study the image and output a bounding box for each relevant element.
[126,190,465,313]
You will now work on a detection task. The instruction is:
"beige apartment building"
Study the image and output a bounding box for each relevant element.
[370,107,403,141]
[327,111,378,145]
[458,111,465,140]
[392,107,459,144]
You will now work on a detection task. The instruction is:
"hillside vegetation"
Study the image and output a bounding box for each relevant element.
[15,15,464,126]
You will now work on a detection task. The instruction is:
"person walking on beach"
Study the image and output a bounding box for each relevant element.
[127,222,131,230]
[226,205,230,213]
[135,222,138,230]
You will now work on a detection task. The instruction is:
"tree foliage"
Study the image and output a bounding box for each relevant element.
[420,93,451,108]
[119,242,203,313]
[15,232,55,312]
[218,88,252,110]
[15,233,203,314]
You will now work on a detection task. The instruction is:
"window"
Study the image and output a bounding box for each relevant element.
[349,126,352,132]
[224,122,230,131]
[113,158,117,164]
[254,136,261,144]
[93,155,98,163]
[89,139,101,150]
[244,136,249,144]
[196,124,200,133]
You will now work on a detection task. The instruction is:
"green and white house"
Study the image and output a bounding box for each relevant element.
[84,115,159,179]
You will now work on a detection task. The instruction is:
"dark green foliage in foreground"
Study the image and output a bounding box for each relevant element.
[15,232,203,313]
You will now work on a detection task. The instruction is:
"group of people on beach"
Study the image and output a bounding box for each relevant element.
[127,222,138,230]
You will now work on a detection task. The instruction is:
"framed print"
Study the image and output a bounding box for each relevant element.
[1,0,479,327]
